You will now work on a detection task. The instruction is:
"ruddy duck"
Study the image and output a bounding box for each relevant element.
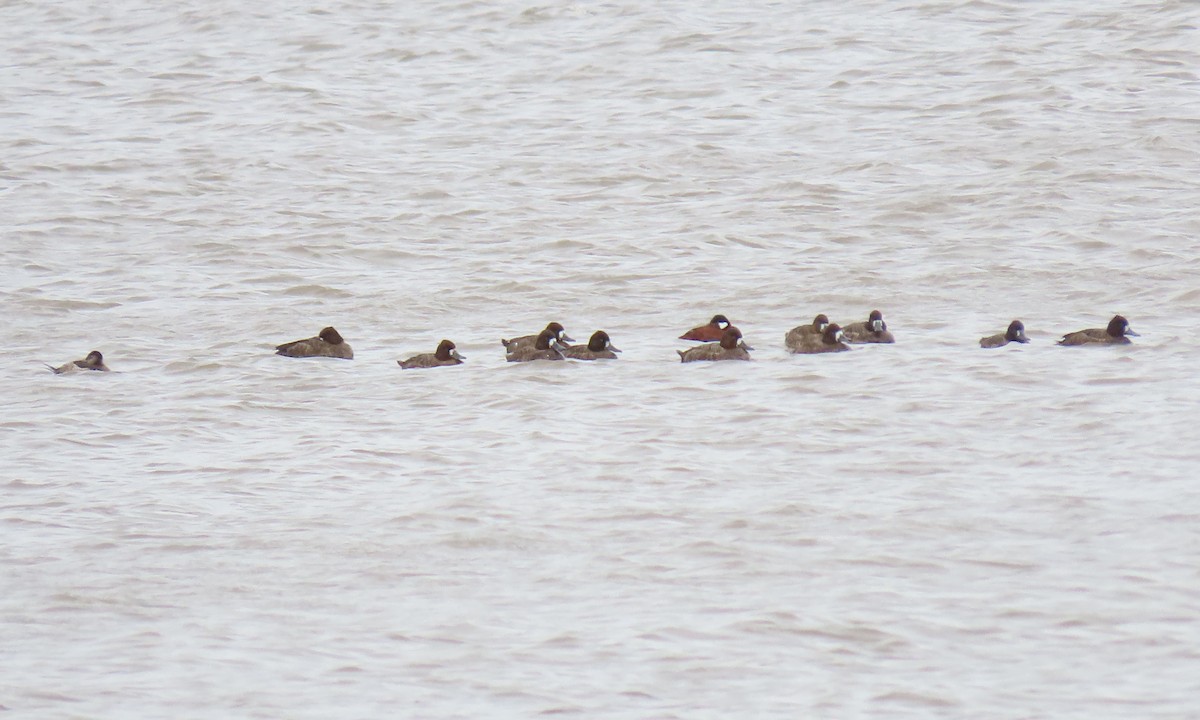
[679,314,731,342]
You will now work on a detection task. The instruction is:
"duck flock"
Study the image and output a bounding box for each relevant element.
[46,311,1139,373]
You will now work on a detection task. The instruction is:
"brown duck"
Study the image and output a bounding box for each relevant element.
[398,339,464,369]
[677,326,752,362]
[47,350,110,374]
[275,326,353,359]
[563,331,621,360]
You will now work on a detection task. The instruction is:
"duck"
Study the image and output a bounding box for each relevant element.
[980,320,1030,348]
[506,328,567,362]
[677,326,752,362]
[790,324,850,354]
[1057,315,1138,346]
[275,326,353,359]
[679,314,731,342]
[398,339,464,369]
[502,322,573,354]
[842,310,894,344]
[46,350,109,374]
[784,314,830,353]
[562,331,621,360]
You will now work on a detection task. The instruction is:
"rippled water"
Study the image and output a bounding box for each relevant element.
[4,0,1200,717]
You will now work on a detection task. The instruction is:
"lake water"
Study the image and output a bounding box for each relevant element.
[3,0,1200,717]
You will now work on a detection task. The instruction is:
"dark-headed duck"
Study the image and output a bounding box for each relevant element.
[275,326,353,359]
[677,326,752,362]
[502,322,573,354]
[842,310,894,344]
[1057,315,1138,346]
[507,328,567,362]
[784,314,830,353]
[790,324,850,354]
[47,350,109,374]
[679,314,731,342]
[980,320,1030,349]
[563,331,621,360]
[399,339,464,369]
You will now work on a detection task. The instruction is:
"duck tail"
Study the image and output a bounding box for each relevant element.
[676,350,686,362]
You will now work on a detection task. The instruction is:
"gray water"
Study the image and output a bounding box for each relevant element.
[3,0,1200,717]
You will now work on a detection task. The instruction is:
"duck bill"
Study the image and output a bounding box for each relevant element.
[1125,328,1140,337]
[560,334,575,343]
[609,345,623,353]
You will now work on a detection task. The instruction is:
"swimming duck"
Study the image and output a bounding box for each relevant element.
[842,310,894,344]
[47,350,109,374]
[784,314,830,353]
[398,339,464,369]
[677,326,752,362]
[790,324,850,354]
[275,326,353,359]
[679,314,732,342]
[506,328,567,362]
[502,322,573,354]
[980,320,1030,348]
[562,330,621,360]
[1057,315,1138,346]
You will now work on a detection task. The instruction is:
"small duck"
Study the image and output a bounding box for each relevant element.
[679,314,731,342]
[1057,315,1139,346]
[677,326,752,362]
[790,324,850,354]
[47,350,110,374]
[275,326,353,359]
[980,320,1030,348]
[398,339,464,369]
[784,314,830,353]
[506,328,567,362]
[563,330,621,360]
[842,310,894,344]
[502,322,573,354]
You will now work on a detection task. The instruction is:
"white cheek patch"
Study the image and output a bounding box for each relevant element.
[836,331,845,343]
[872,320,883,332]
